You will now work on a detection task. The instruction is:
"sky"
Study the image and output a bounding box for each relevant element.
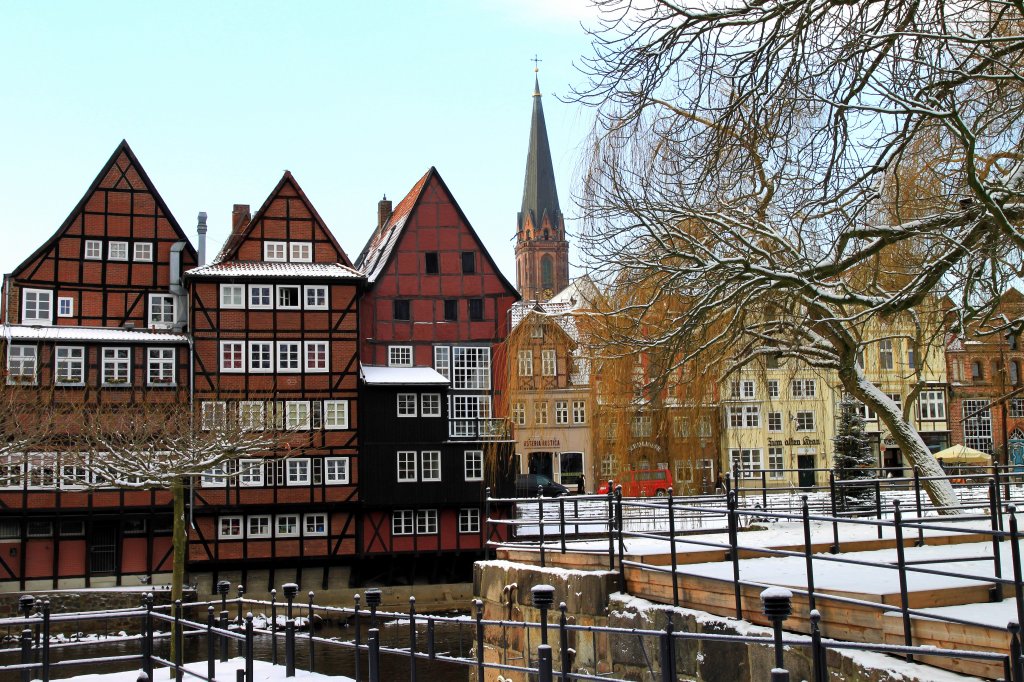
[0,0,601,281]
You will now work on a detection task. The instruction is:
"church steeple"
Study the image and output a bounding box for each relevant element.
[515,68,569,301]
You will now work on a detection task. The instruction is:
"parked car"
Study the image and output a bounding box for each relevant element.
[515,473,569,498]
[596,468,673,497]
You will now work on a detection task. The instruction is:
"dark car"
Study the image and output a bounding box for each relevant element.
[515,473,569,498]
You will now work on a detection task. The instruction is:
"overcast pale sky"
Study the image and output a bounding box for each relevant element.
[0,0,599,281]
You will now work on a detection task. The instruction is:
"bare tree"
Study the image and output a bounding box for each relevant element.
[575,1,1024,510]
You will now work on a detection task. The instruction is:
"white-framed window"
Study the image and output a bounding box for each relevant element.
[918,390,946,420]
[249,285,272,309]
[239,459,264,486]
[791,379,816,398]
[325,457,350,484]
[555,400,569,424]
[795,411,815,431]
[102,347,131,386]
[730,448,763,478]
[534,401,549,425]
[248,341,273,372]
[26,453,57,489]
[218,516,243,539]
[389,345,413,367]
[55,346,85,385]
[84,239,102,260]
[108,241,128,261]
[324,400,349,429]
[7,345,37,385]
[203,460,232,487]
[879,339,894,370]
[452,347,490,389]
[569,400,586,424]
[421,393,441,417]
[393,510,415,535]
[57,297,73,318]
[304,341,328,372]
[248,515,271,538]
[517,350,533,376]
[767,380,779,398]
[1010,399,1024,419]
[220,341,245,372]
[673,416,689,437]
[451,394,491,436]
[133,242,153,261]
[421,451,441,481]
[464,450,483,481]
[285,401,310,430]
[433,346,450,378]
[21,289,52,324]
[238,401,265,431]
[397,393,417,417]
[277,285,301,309]
[512,401,526,426]
[264,242,287,262]
[730,380,755,399]
[201,401,227,431]
[304,513,327,536]
[541,349,557,376]
[147,347,175,386]
[768,411,782,432]
[60,463,89,490]
[287,458,310,485]
[304,285,327,309]
[963,400,994,454]
[768,447,785,479]
[220,284,245,309]
[416,509,438,534]
[276,514,299,537]
[0,454,23,488]
[397,451,417,481]
[459,508,480,534]
[632,414,653,437]
[727,405,760,428]
[289,242,313,262]
[277,342,300,372]
[148,294,176,329]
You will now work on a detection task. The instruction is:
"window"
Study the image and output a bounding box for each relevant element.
[221,341,245,372]
[84,240,102,259]
[518,350,533,376]
[248,341,273,372]
[27,521,53,537]
[102,347,131,386]
[238,401,266,431]
[768,411,782,432]
[451,395,491,435]
[791,379,816,398]
[858,400,877,421]
[918,390,946,420]
[133,242,153,261]
[397,393,417,417]
[277,342,300,372]
[290,242,312,262]
[1011,399,1024,419]
[421,394,441,417]
[444,299,458,321]
[572,401,587,424]
[907,348,917,368]
[730,380,755,399]
[416,509,438,534]
[248,516,271,538]
[147,294,176,329]
[469,298,484,321]
[1013,361,1021,386]
[201,401,227,430]
[452,347,490,389]
[22,289,52,323]
[239,459,264,487]
[434,346,450,379]
[727,405,760,428]
[7,345,37,385]
[147,347,175,386]
[393,510,415,535]
[219,517,243,539]
[464,450,483,481]
[767,380,779,398]
[461,251,475,274]
[249,285,272,309]
[425,252,439,274]
[60,461,89,489]
[879,339,894,370]
[305,341,328,372]
[108,242,128,261]
[512,401,526,426]
[0,454,21,488]
[287,458,310,485]
[632,414,653,437]
[59,521,85,537]
[397,451,417,481]
[389,346,413,367]
[963,400,994,454]
[541,349,557,376]
[886,392,903,413]
[276,514,299,537]
[421,451,441,481]
[26,454,56,489]
[555,400,569,424]
[768,447,785,480]
[277,285,301,309]
[393,299,411,321]
[730,448,763,478]
[795,411,815,431]
[220,284,245,308]
[285,402,310,430]
[57,297,73,318]
[303,513,327,536]
[325,457,349,484]
[459,508,480,534]
[531,325,544,339]
[55,346,85,385]
[971,360,983,380]
[324,400,349,429]
[264,242,287,261]
[534,401,549,425]
[673,416,689,437]
[305,285,327,309]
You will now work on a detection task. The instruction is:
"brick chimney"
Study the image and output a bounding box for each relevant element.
[377,195,392,230]
[231,204,251,234]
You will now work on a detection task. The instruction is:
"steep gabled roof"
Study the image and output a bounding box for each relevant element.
[214,171,353,267]
[10,140,196,278]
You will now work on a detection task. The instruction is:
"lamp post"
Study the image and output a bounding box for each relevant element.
[282,583,299,621]
[365,588,382,629]
[761,587,793,681]
[531,584,555,645]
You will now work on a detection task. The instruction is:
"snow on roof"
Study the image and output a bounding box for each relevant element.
[360,364,450,385]
[3,324,188,344]
[185,261,364,279]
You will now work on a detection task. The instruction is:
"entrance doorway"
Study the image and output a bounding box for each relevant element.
[797,455,816,488]
[559,452,583,490]
[528,452,554,479]
[89,522,118,575]
[1010,429,1024,473]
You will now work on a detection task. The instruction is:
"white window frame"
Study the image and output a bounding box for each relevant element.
[248,515,271,538]
[218,516,243,539]
[21,289,52,324]
[249,285,273,309]
[201,401,227,431]
[239,459,264,487]
[421,393,442,417]
[133,242,153,262]
[276,285,301,310]
[555,400,569,424]
[304,513,327,536]
[26,453,57,489]
[464,450,484,481]
[285,401,311,430]
[767,380,779,398]
[541,349,557,376]
[304,341,329,372]
[452,347,490,390]
[433,346,450,378]
[518,350,534,376]
[572,400,587,424]
[220,284,245,309]
[534,401,549,425]
[768,411,783,432]
[264,241,287,262]
[55,346,85,386]
[421,451,441,481]
[324,400,349,429]
[108,241,128,261]
[286,458,311,485]
[102,347,131,386]
[632,414,653,437]
[879,339,894,370]
[795,411,815,431]
[397,451,418,482]
[730,448,764,478]
[397,393,417,417]
[392,510,415,536]
[84,239,102,260]
[512,401,526,426]
[918,390,946,420]
[768,447,785,480]
[325,457,350,484]
[238,401,266,431]
[249,341,273,373]
[220,341,245,372]
[459,508,480,534]
[276,514,299,537]
[416,509,438,535]
[7,345,37,385]
[57,297,73,318]
[389,345,413,368]
[147,347,175,386]
[304,285,328,310]
[148,294,176,329]
[791,379,816,398]
[290,242,313,263]
[277,342,301,373]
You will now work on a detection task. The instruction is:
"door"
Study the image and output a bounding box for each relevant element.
[89,522,118,575]
[559,452,583,491]
[797,455,816,488]
[1010,430,1024,472]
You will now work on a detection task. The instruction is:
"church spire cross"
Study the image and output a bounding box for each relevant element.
[531,54,542,72]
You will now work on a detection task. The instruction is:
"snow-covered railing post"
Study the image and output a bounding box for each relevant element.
[40,599,49,682]
[874,480,883,540]
[990,481,1005,603]
[913,466,925,547]
[760,587,792,682]
[658,617,676,682]
[217,580,231,663]
[559,496,566,555]
[270,588,278,666]
[801,496,817,613]
[368,628,381,682]
[474,599,484,681]
[606,481,616,571]
[142,592,154,682]
[307,591,315,673]
[615,486,626,594]
[538,488,546,568]
[244,612,254,682]
[19,627,31,682]
[285,617,295,677]
[408,595,418,682]
[1009,507,1024,634]
[809,610,825,682]
[727,491,742,619]
[1009,621,1023,682]
[760,470,768,511]
[994,466,1007,520]
[892,501,914,659]
[668,488,679,607]
[352,593,361,682]
[173,599,183,682]
[205,606,215,682]
[536,644,553,682]
[559,601,571,678]
[828,472,840,554]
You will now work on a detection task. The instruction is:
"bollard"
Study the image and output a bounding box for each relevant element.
[220,608,230,663]
[285,618,296,677]
[409,595,417,682]
[532,584,555,645]
[668,488,679,607]
[537,644,553,682]
[828,471,840,554]
[307,591,316,673]
[137,673,150,682]
[217,580,231,615]
[760,587,792,674]
[427,617,436,659]
[368,628,381,682]
[236,669,244,682]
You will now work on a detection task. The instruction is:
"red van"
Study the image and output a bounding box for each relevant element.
[596,468,673,497]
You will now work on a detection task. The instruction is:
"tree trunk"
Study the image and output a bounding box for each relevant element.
[170,478,186,674]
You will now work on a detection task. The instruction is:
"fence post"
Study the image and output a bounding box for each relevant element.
[537,644,553,682]
[995,465,1007,528]
[761,588,792,682]
[286,618,296,678]
[559,602,570,680]
[559,496,567,555]
[41,599,50,682]
[270,588,278,666]
[810,610,825,682]
[427,616,436,659]
[174,599,184,682]
[913,466,924,546]
[991,480,1006,602]
[539,489,546,568]
[668,488,679,607]
[607,482,616,571]
[893,501,913,659]
[307,591,316,673]
[409,595,417,682]
[761,469,768,511]
[143,593,154,682]
[20,628,31,682]
[475,599,485,682]
[801,496,817,613]
[484,486,493,548]
[237,584,245,624]
[615,486,626,593]
[874,479,883,539]
[727,490,742,619]
[245,612,254,682]
[207,606,216,682]
[828,471,840,554]
[354,593,362,682]
[1010,507,1024,635]
[658,617,675,682]
[1010,621,1023,682]
[368,628,381,682]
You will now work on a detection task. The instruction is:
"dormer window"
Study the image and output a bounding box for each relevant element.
[290,242,312,262]
[264,242,287,262]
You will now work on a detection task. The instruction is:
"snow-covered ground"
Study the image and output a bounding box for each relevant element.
[41,658,351,682]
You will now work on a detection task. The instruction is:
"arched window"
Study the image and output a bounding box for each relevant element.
[541,255,554,291]
[971,360,983,381]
